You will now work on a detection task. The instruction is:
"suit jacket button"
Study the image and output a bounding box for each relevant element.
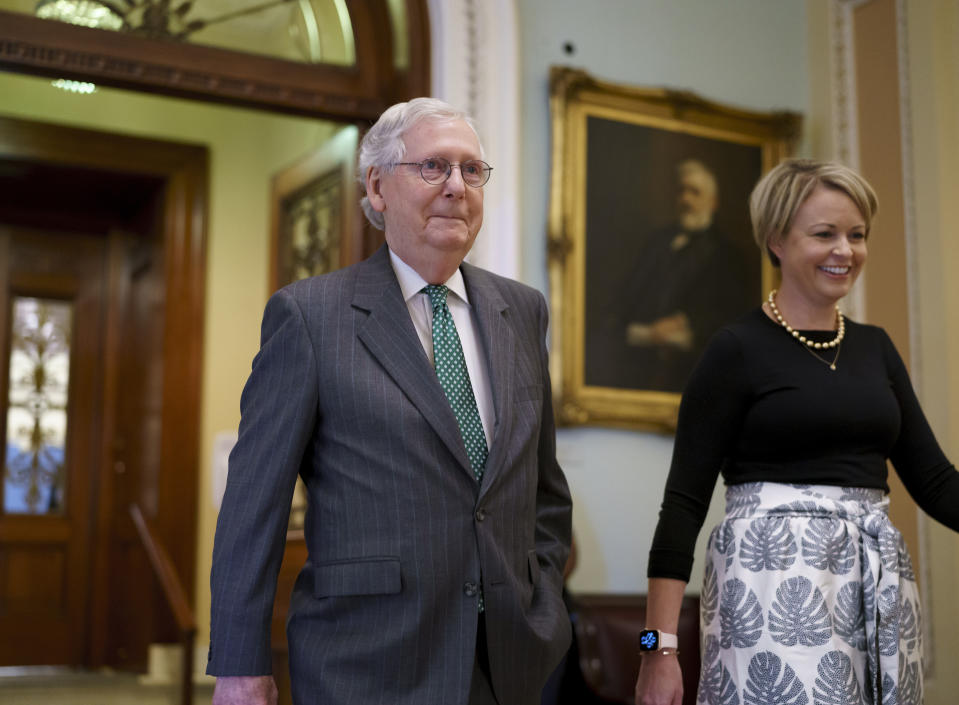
[475,508,486,522]
[464,581,478,597]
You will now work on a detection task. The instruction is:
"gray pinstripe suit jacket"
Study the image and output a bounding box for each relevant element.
[208,245,572,705]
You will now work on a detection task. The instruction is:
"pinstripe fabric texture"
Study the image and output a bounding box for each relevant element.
[208,245,572,705]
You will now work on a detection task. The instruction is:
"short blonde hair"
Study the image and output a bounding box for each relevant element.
[749,159,878,267]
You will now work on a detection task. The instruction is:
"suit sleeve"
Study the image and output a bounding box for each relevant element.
[532,292,573,588]
[208,287,319,675]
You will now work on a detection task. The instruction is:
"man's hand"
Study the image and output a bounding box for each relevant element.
[626,312,693,350]
[212,675,278,705]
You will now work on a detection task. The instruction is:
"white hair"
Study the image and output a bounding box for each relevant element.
[358,97,484,230]
[677,159,718,198]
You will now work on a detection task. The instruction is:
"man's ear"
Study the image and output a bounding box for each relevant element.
[366,166,387,213]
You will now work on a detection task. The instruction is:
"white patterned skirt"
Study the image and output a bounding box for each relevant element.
[698,482,922,705]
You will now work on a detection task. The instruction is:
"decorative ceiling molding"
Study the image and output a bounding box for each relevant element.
[0,36,377,119]
[0,3,424,121]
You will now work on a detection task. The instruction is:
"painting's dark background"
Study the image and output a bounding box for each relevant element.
[583,115,763,391]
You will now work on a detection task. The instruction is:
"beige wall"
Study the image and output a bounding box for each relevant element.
[853,0,920,574]
[807,1,959,701]
[0,71,339,649]
[905,0,959,700]
[518,0,809,597]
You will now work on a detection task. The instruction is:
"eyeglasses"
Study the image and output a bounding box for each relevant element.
[392,157,493,187]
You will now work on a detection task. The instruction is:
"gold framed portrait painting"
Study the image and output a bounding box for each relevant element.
[547,67,801,432]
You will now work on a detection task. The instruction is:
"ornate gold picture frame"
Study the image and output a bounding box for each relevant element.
[547,67,800,432]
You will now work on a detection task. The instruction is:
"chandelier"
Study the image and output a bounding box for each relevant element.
[35,0,298,40]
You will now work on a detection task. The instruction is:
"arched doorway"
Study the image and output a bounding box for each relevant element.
[0,0,432,677]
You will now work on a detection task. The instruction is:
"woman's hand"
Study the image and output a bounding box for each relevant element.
[635,652,683,705]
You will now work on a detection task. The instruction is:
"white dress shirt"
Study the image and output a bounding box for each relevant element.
[389,249,494,446]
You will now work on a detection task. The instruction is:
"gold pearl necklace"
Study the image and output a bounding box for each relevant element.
[767,290,845,370]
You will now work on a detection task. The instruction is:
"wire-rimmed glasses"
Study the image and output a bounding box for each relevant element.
[392,157,493,187]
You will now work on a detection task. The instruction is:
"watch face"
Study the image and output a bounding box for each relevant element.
[639,629,660,651]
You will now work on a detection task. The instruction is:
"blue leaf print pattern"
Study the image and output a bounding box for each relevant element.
[709,523,737,571]
[740,517,797,572]
[768,577,831,647]
[773,501,831,518]
[698,635,721,704]
[861,539,877,618]
[881,672,896,705]
[839,487,876,503]
[721,523,737,569]
[717,668,742,705]
[812,651,862,705]
[833,581,866,651]
[802,518,855,575]
[862,511,885,537]
[743,652,809,705]
[898,659,922,705]
[898,535,916,582]
[703,559,719,626]
[879,529,902,574]
[720,578,764,649]
[728,483,763,518]
[899,593,920,653]
[877,585,901,657]
[698,635,741,705]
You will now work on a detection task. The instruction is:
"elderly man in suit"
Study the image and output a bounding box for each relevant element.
[207,98,573,705]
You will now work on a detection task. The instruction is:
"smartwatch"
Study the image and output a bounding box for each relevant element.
[638,629,678,653]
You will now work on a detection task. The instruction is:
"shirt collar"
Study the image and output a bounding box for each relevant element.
[388,248,470,305]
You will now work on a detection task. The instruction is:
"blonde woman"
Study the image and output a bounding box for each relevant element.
[635,159,959,705]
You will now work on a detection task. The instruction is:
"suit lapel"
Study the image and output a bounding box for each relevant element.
[461,263,514,495]
[353,247,473,477]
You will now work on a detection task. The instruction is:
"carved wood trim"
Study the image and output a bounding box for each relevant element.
[0,114,208,668]
[0,0,431,120]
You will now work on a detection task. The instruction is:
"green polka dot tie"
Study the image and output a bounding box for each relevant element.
[423,285,489,483]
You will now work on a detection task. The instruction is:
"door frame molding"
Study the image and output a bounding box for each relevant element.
[0,115,207,667]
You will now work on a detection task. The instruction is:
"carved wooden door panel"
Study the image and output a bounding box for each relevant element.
[0,226,107,666]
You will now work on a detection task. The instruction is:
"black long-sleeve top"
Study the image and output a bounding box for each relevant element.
[647,307,959,582]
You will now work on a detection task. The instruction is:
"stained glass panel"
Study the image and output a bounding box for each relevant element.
[3,297,72,515]
[280,167,343,284]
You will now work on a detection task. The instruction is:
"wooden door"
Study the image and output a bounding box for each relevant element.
[0,226,107,665]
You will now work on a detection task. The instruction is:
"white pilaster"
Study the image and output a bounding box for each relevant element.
[428,0,521,279]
